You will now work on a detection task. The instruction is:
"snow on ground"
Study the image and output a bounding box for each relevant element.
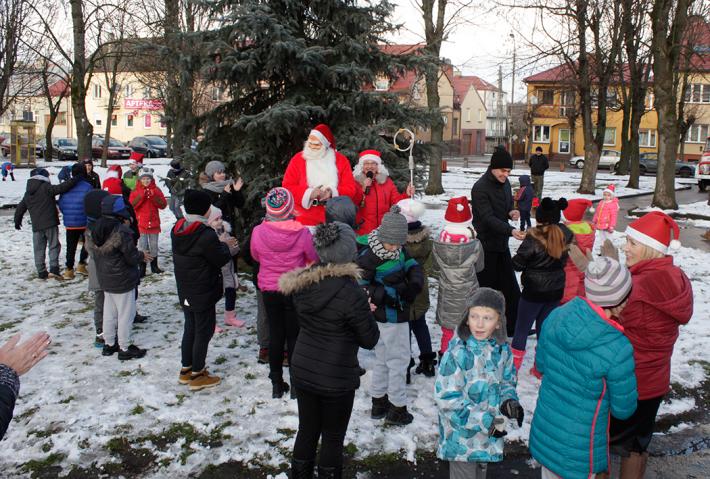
[0,169,708,476]
[635,201,710,229]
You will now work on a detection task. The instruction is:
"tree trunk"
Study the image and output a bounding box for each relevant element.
[424,70,444,195]
[619,99,632,175]
[655,105,679,209]
[627,103,643,189]
[102,85,118,167]
[45,118,55,161]
[70,0,93,160]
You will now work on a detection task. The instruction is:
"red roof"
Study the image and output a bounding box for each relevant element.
[378,43,425,56]
[451,76,478,101]
[523,63,576,84]
[389,71,420,93]
[469,76,499,91]
[48,79,70,97]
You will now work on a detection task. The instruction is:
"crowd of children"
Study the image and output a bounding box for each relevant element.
[8,151,696,479]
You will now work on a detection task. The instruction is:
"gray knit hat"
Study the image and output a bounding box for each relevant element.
[584,257,632,307]
[313,221,357,264]
[325,196,358,230]
[377,205,408,245]
[139,167,155,179]
[204,160,226,180]
[457,287,507,345]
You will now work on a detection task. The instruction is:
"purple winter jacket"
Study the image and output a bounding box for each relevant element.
[250,220,319,292]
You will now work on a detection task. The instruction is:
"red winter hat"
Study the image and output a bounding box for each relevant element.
[626,211,681,254]
[358,149,382,165]
[129,151,144,163]
[310,124,336,149]
[564,198,593,222]
[107,164,123,178]
[445,196,472,225]
[603,184,616,196]
[102,177,123,195]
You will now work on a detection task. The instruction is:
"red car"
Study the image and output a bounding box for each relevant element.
[91,137,132,159]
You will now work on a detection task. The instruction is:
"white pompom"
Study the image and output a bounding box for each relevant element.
[589,206,595,213]
[456,204,464,212]
[669,239,681,251]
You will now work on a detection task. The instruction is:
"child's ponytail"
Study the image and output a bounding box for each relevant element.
[529,224,567,259]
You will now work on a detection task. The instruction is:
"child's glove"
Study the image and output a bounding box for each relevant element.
[500,399,524,427]
[487,417,507,438]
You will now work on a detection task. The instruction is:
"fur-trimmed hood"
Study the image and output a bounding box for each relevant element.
[279,262,361,295]
[85,226,126,256]
[407,226,430,244]
[353,161,390,184]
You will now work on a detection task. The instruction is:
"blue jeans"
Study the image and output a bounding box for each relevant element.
[520,210,532,231]
[512,297,559,352]
[409,314,433,355]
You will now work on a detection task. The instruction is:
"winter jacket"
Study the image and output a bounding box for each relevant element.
[279,262,380,396]
[561,221,595,304]
[57,179,93,228]
[528,153,549,176]
[356,245,424,324]
[85,218,143,294]
[620,256,693,400]
[130,179,167,234]
[171,219,232,312]
[354,177,409,235]
[515,175,534,212]
[86,171,101,189]
[432,239,484,330]
[123,170,139,191]
[404,224,432,320]
[14,176,78,232]
[58,165,72,182]
[435,336,518,463]
[592,198,619,231]
[165,168,191,198]
[250,220,319,292]
[530,297,638,479]
[0,364,20,441]
[512,224,574,302]
[203,183,245,233]
[470,169,515,253]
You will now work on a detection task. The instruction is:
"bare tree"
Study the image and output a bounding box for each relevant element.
[38,57,69,161]
[0,0,34,117]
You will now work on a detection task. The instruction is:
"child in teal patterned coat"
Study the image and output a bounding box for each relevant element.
[435,288,524,479]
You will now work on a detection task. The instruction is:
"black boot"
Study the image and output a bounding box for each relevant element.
[272,380,290,399]
[385,405,413,426]
[150,258,163,274]
[415,353,437,377]
[139,262,147,278]
[371,395,391,419]
[317,465,341,479]
[134,312,148,324]
[406,357,416,385]
[290,459,314,479]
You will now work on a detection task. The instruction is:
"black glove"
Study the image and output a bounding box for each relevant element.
[14,223,21,230]
[487,417,507,438]
[382,270,406,287]
[501,399,524,427]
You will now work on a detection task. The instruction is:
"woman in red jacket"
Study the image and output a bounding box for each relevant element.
[130,167,167,276]
[353,150,413,235]
[609,211,693,477]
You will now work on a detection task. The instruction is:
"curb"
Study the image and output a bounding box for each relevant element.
[628,207,710,221]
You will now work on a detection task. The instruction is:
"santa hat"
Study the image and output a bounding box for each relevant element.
[106,164,123,179]
[396,198,426,223]
[129,151,144,164]
[309,124,336,149]
[102,177,123,195]
[603,184,616,196]
[563,198,593,222]
[626,211,681,254]
[444,196,472,225]
[358,149,382,166]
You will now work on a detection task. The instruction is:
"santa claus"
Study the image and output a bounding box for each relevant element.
[282,124,361,226]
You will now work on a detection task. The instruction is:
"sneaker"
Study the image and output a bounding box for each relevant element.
[189,369,221,391]
[385,405,413,426]
[102,343,119,356]
[62,268,75,280]
[258,348,268,364]
[178,366,192,385]
[272,381,290,399]
[118,344,147,361]
[48,270,64,281]
[134,313,148,324]
[224,310,246,327]
[94,334,105,348]
[37,271,49,280]
[371,395,391,419]
[76,263,89,276]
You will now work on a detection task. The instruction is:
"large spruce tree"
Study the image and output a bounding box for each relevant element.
[195,0,433,222]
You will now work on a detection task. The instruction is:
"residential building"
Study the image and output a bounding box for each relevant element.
[470,76,507,152]
[451,74,486,155]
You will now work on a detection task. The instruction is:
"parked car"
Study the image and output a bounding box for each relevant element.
[569,149,621,170]
[37,138,79,161]
[129,135,168,158]
[626,153,696,178]
[1,136,42,158]
[91,137,132,159]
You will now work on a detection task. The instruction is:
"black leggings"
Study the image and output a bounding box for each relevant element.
[262,291,299,383]
[181,308,216,372]
[65,228,88,268]
[293,388,355,469]
[477,250,521,336]
[610,395,664,454]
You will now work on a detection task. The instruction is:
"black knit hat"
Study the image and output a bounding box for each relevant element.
[536,197,569,225]
[84,189,110,222]
[71,163,86,178]
[184,189,212,216]
[30,168,49,178]
[490,148,513,169]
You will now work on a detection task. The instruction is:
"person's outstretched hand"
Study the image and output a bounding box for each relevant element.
[601,239,620,261]
[569,244,592,272]
[0,332,51,376]
[500,399,524,427]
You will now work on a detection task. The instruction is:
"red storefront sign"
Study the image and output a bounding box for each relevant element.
[124,98,164,110]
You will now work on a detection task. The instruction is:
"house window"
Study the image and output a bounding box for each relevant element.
[452,117,459,135]
[558,129,571,153]
[645,91,655,110]
[466,108,471,122]
[533,125,551,143]
[159,116,166,128]
[126,114,134,128]
[538,89,554,105]
[144,114,151,128]
[211,87,222,101]
[143,86,152,98]
[93,84,102,99]
[599,127,616,146]
[560,90,575,116]
[687,124,709,143]
[374,77,389,91]
[639,129,657,148]
[125,84,133,98]
[56,112,66,126]
[94,114,102,127]
[685,84,710,103]
[478,109,483,122]
[111,114,117,127]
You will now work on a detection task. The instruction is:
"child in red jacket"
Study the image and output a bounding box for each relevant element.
[561,198,595,303]
[130,167,167,276]
[592,184,619,253]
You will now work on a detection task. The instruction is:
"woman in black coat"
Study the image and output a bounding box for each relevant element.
[279,222,379,479]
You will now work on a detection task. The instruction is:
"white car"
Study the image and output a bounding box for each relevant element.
[569,149,621,170]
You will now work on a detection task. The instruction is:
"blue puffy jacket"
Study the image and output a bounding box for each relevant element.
[530,297,637,479]
[516,175,534,212]
[58,179,93,228]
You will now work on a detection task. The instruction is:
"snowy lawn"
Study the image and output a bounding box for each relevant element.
[0,169,708,477]
[634,201,710,229]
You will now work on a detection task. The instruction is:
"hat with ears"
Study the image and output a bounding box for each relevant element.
[626,211,681,254]
[563,198,593,222]
[396,198,426,223]
[444,196,472,225]
[603,184,616,196]
[139,167,155,179]
[309,124,336,149]
[536,197,569,225]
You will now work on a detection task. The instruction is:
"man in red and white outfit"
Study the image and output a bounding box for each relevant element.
[282,124,361,227]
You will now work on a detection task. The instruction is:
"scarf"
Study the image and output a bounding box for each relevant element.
[203,180,232,193]
[368,230,400,261]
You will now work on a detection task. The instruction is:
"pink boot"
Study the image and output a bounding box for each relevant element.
[224,310,246,327]
[214,324,224,334]
[512,348,525,374]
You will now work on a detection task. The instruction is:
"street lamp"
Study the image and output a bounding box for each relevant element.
[509,33,516,156]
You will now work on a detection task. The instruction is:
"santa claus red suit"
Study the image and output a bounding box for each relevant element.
[282,124,361,226]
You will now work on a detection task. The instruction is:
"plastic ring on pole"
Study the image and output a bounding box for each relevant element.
[394,128,415,153]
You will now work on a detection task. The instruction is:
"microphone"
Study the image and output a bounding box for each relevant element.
[364,171,374,195]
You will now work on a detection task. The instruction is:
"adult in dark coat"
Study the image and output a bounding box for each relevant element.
[528,146,549,199]
[470,148,525,336]
[279,222,379,479]
[82,159,102,189]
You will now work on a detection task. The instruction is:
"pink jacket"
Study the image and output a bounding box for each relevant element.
[250,220,319,291]
[592,198,619,231]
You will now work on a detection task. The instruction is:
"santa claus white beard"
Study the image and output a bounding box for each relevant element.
[303,145,339,190]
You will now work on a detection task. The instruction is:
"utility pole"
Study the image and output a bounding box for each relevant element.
[497,66,504,148]
[509,33,516,154]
